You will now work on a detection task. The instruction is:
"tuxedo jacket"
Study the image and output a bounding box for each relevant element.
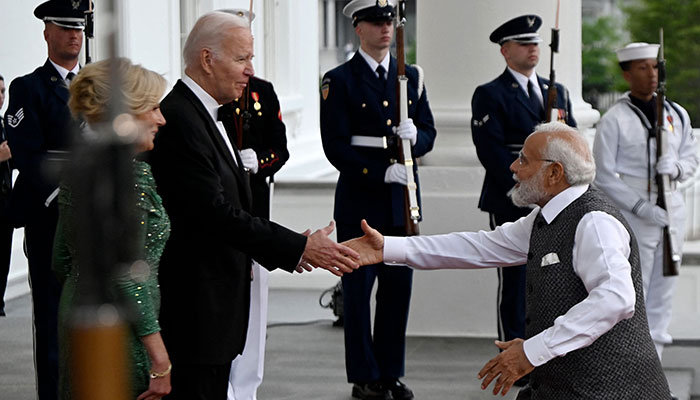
[149,80,306,365]
[471,68,576,220]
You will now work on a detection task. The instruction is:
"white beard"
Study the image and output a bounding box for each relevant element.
[508,167,546,208]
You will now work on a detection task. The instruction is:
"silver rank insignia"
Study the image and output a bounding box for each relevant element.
[7,108,25,128]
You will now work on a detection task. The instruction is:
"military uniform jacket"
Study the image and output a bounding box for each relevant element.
[320,52,436,229]
[4,59,73,225]
[150,80,306,365]
[0,118,12,216]
[471,68,576,220]
[593,92,698,213]
[232,77,289,219]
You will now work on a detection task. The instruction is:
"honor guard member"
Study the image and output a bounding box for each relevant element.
[219,10,291,399]
[593,43,698,364]
[4,1,88,398]
[0,74,13,317]
[470,14,575,368]
[320,0,436,399]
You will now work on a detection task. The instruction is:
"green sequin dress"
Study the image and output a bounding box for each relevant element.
[53,160,171,399]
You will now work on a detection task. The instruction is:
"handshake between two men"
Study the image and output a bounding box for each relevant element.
[304,219,532,396]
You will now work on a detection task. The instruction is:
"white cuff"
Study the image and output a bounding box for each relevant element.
[383,236,408,266]
[522,331,555,367]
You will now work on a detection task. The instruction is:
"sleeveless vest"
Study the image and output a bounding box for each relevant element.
[518,187,670,400]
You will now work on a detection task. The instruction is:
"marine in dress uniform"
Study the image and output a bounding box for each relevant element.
[593,43,699,364]
[225,73,290,400]
[320,1,436,399]
[3,1,88,398]
[470,15,576,354]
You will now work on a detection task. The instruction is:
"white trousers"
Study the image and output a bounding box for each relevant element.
[620,189,685,360]
[228,262,270,400]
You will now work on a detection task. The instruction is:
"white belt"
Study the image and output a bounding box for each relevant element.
[619,174,677,192]
[350,136,388,149]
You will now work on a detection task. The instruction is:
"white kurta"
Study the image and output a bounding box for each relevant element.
[593,93,698,358]
[383,185,637,367]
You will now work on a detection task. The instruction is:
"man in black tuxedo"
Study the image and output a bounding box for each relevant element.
[149,11,359,400]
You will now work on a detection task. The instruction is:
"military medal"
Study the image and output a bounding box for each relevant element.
[667,115,674,132]
[252,92,261,112]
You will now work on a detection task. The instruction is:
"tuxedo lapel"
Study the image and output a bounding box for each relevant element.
[173,81,248,193]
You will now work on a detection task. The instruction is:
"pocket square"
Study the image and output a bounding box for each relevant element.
[540,252,560,267]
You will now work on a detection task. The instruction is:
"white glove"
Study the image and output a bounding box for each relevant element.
[240,148,259,174]
[384,163,408,185]
[394,118,417,146]
[656,154,680,180]
[635,201,669,227]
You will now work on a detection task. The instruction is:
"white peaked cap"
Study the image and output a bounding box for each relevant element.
[616,42,660,62]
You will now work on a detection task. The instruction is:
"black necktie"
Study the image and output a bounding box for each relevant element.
[66,72,75,86]
[376,65,386,87]
[528,80,543,117]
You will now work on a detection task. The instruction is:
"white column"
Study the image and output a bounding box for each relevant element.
[406,0,599,337]
[325,0,336,49]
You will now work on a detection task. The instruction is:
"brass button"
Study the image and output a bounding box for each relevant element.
[258,111,262,116]
[382,100,389,107]
[409,100,412,105]
[236,108,240,115]
[271,153,275,158]
[386,119,392,126]
[362,103,366,108]
[362,168,368,175]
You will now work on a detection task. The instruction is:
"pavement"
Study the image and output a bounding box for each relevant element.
[0,227,697,399]
[1,288,696,400]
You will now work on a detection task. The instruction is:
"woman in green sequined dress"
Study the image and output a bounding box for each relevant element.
[53,58,171,400]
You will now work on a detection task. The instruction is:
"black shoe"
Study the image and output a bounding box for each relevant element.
[670,392,679,400]
[384,379,414,400]
[352,382,393,400]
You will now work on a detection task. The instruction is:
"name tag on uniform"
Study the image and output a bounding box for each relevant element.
[540,252,560,267]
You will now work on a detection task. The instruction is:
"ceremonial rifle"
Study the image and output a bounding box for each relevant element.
[655,28,681,276]
[544,0,560,122]
[84,0,94,64]
[395,0,420,236]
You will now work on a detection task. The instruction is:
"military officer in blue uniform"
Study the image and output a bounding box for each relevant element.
[320,1,436,399]
[3,1,88,398]
[0,74,14,318]
[470,14,576,378]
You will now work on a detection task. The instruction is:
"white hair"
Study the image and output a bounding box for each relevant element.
[535,121,596,185]
[183,11,250,68]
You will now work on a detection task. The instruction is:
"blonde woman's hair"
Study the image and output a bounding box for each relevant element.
[69,58,167,124]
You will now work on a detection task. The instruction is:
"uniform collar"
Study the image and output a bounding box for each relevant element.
[507,66,538,95]
[540,184,589,224]
[358,47,390,78]
[48,58,79,82]
[181,74,220,125]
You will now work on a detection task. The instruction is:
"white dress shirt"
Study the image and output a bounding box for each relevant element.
[181,75,238,165]
[49,59,79,85]
[358,47,390,79]
[508,66,543,109]
[384,184,637,366]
